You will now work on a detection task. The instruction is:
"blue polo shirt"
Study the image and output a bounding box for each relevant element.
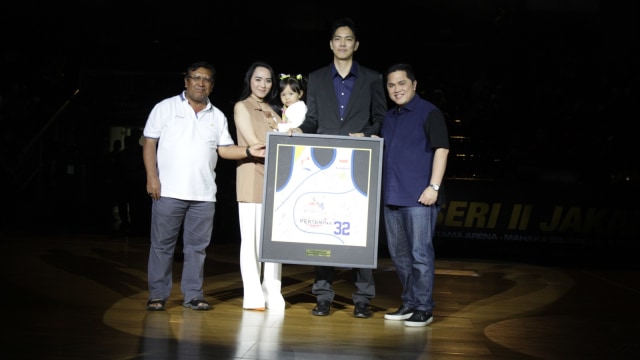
[380,94,449,206]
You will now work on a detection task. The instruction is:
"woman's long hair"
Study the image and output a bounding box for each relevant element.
[237,61,279,105]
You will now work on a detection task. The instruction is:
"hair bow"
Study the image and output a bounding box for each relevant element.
[279,73,303,81]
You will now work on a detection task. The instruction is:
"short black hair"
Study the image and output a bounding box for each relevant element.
[279,75,307,98]
[386,63,416,82]
[185,61,216,81]
[329,17,358,40]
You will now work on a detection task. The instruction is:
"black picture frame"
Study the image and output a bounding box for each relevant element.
[260,132,383,268]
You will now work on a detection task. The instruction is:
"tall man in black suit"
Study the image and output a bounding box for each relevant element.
[289,17,387,318]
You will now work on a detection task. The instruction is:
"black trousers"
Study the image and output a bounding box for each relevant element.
[312,265,375,304]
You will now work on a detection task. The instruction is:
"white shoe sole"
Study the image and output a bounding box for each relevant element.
[405,316,433,327]
[384,312,413,320]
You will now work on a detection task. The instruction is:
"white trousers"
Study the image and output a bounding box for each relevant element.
[238,202,285,310]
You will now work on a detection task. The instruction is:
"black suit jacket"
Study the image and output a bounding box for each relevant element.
[299,62,386,136]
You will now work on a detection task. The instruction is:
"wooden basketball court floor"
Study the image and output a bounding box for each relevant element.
[3,232,639,360]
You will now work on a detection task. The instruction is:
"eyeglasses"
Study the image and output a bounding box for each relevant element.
[187,75,214,84]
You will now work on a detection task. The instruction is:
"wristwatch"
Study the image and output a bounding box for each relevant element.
[429,184,440,191]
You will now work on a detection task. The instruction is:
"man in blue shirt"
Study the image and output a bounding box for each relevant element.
[380,63,449,327]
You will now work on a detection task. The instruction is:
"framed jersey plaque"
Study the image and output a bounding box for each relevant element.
[260,132,383,268]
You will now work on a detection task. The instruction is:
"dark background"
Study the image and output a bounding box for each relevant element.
[1,2,637,253]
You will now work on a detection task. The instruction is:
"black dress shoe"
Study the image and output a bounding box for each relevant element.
[353,302,372,318]
[312,301,330,316]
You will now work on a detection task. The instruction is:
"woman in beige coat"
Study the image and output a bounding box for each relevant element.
[234,61,286,311]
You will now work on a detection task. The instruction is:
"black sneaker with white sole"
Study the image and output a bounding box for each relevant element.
[384,304,415,320]
[404,310,433,327]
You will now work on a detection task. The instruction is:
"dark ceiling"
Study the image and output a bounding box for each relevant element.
[3,1,619,74]
[1,1,635,121]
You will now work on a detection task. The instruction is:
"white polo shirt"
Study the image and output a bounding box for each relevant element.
[143,92,234,202]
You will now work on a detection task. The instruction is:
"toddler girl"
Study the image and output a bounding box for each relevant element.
[278,73,307,132]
